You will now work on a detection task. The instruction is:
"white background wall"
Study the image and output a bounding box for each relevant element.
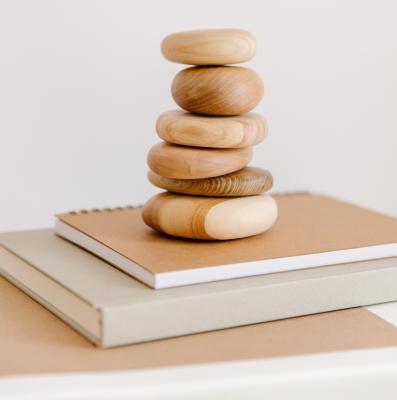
[1,0,396,230]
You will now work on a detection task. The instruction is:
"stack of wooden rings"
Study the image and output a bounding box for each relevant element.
[142,29,278,240]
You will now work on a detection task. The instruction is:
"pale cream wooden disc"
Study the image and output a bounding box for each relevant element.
[148,167,273,197]
[156,111,268,148]
[142,192,278,240]
[147,142,253,179]
[161,29,256,65]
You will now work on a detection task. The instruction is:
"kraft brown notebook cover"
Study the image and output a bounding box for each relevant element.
[1,275,397,377]
[55,193,397,288]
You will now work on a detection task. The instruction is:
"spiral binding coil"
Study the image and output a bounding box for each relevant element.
[65,192,308,215]
[67,204,143,215]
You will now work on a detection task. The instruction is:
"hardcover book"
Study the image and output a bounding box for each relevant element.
[1,229,397,347]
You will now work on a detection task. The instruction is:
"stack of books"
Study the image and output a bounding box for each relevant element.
[2,192,397,348]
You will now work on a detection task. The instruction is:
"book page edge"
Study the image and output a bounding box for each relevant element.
[55,220,157,288]
[156,244,397,288]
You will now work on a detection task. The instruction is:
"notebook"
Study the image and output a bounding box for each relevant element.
[55,193,397,288]
[1,272,397,377]
[1,229,397,347]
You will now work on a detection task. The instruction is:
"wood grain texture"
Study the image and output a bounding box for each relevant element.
[147,142,252,179]
[148,167,273,197]
[161,29,256,65]
[142,192,278,240]
[171,66,264,116]
[156,110,267,148]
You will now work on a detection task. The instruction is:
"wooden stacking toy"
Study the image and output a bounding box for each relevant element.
[143,193,277,240]
[171,66,264,115]
[147,142,252,179]
[143,29,278,240]
[156,111,267,148]
[161,29,256,65]
[147,167,273,197]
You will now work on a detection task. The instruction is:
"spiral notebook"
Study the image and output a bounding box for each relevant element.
[53,193,397,289]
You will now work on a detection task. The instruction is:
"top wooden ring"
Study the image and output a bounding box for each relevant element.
[161,29,256,65]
